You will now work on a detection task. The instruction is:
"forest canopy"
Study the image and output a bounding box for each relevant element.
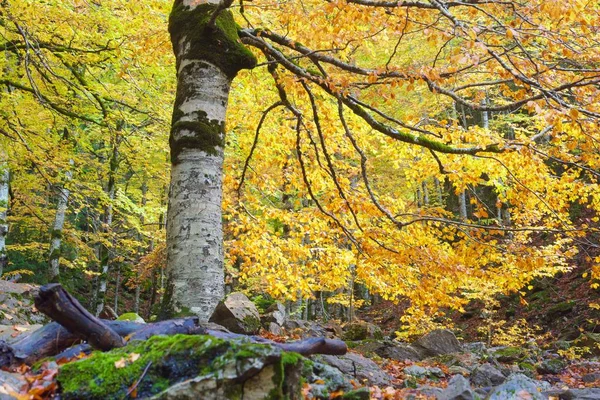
[0,0,599,335]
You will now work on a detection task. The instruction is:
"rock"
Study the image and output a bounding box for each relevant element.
[352,340,421,361]
[486,374,545,400]
[381,342,422,361]
[342,321,383,341]
[323,322,343,338]
[437,374,475,400]
[267,322,282,336]
[419,386,445,398]
[316,352,393,386]
[470,363,506,387]
[58,334,360,400]
[582,372,600,383]
[260,302,285,326]
[283,320,336,338]
[0,324,42,343]
[403,365,428,378]
[209,292,261,335]
[309,362,354,398]
[490,346,526,363]
[404,365,444,379]
[536,358,566,375]
[0,370,27,400]
[556,388,600,399]
[448,366,470,376]
[116,313,145,323]
[463,342,486,353]
[413,329,461,357]
[0,283,45,326]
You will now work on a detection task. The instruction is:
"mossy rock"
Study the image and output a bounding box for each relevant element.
[58,334,363,399]
[537,358,567,375]
[116,313,145,323]
[546,301,576,319]
[492,346,527,362]
[518,362,536,378]
[342,321,383,341]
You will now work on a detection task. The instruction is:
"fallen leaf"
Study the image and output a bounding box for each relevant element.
[115,358,127,369]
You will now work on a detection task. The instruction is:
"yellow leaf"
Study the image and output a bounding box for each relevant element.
[115,358,127,369]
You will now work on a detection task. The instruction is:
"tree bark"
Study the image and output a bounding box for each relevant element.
[95,134,120,316]
[161,0,256,320]
[0,157,8,276]
[48,159,73,281]
[35,283,126,351]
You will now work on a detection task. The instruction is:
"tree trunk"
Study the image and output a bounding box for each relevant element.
[95,134,120,316]
[458,190,468,220]
[161,0,256,320]
[0,158,8,276]
[48,159,73,281]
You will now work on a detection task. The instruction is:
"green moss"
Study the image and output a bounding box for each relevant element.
[548,301,575,316]
[58,335,228,399]
[493,346,526,362]
[116,313,144,322]
[169,2,256,79]
[243,314,261,333]
[341,388,371,400]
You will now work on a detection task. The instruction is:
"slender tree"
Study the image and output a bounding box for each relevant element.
[0,153,8,276]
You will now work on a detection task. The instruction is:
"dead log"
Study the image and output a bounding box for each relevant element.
[12,283,347,368]
[34,283,126,351]
[209,331,347,356]
[0,320,145,368]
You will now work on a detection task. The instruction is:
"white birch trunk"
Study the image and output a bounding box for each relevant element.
[95,136,119,317]
[0,160,8,276]
[95,187,114,316]
[162,0,255,320]
[458,190,468,221]
[48,161,73,281]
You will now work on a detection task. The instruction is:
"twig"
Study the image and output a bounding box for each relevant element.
[125,361,153,399]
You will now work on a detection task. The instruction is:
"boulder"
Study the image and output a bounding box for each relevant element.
[209,292,261,335]
[352,340,421,361]
[0,370,26,400]
[413,329,461,357]
[490,346,526,363]
[555,388,600,399]
[316,352,393,386]
[380,342,422,361]
[283,319,336,338]
[58,334,361,400]
[437,374,475,400]
[260,302,285,327]
[536,358,566,375]
[404,365,444,379]
[116,313,145,324]
[486,374,545,400]
[342,321,383,341]
[470,363,506,387]
[267,322,282,336]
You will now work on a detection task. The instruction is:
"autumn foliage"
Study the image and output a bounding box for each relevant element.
[1,0,599,334]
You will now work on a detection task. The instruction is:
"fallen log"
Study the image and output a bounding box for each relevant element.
[35,283,126,351]
[2,283,347,368]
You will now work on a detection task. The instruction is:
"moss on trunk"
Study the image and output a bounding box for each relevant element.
[169,2,256,79]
